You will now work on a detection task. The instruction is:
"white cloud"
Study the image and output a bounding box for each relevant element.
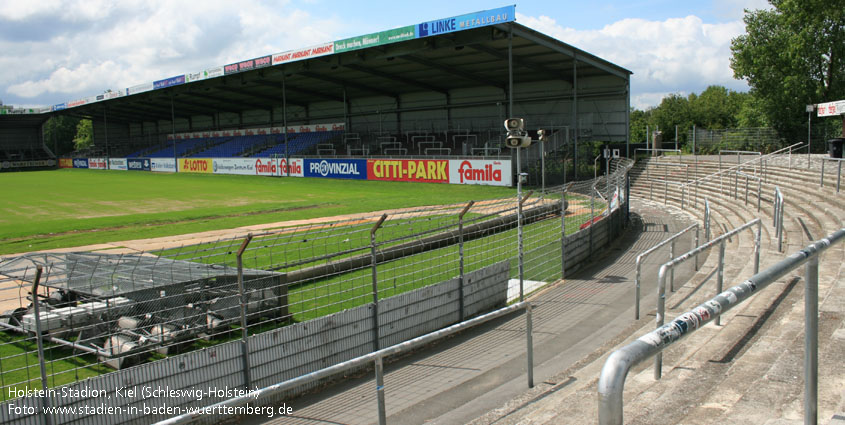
[1,0,342,103]
[517,13,749,108]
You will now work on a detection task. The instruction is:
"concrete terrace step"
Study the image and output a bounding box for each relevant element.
[470,157,843,425]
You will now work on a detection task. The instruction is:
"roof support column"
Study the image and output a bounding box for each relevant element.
[572,53,578,180]
[170,95,177,164]
[445,92,452,135]
[396,96,402,136]
[343,88,349,132]
[282,72,289,172]
[626,74,630,158]
[508,24,514,117]
[103,107,109,160]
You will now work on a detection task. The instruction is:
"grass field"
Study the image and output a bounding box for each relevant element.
[0,169,515,254]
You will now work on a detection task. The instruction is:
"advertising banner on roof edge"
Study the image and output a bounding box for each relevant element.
[271,42,334,66]
[367,159,448,183]
[335,26,416,53]
[153,75,186,90]
[417,5,515,38]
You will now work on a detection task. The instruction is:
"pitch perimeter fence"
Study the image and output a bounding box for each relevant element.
[0,158,632,424]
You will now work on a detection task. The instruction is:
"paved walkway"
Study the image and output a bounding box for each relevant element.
[243,198,701,424]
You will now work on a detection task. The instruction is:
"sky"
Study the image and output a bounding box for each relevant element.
[0,0,772,111]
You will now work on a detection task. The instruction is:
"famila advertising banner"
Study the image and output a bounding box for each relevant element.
[448,159,511,186]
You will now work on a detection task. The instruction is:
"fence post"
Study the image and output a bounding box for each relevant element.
[805,253,819,425]
[526,302,534,388]
[561,188,567,279]
[837,161,842,193]
[31,266,53,425]
[375,355,387,425]
[694,226,700,271]
[669,240,675,292]
[518,191,532,302]
[458,201,474,321]
[590,189,595,257]
[754,222,761,274]
[716,240,726,326]
[236,233,254,389]
[371,214,388,351]
[757,178,761,212]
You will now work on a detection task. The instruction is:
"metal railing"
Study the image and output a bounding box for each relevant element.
[774,186,785,252]
[634,223,699,320]
[654,218,762,378]
[157,301,534,425]
[819,156,844,193]
[735,170,762,211]
[597,228,845,425]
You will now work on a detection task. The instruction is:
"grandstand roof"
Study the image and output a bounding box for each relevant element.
[53,13,631,125]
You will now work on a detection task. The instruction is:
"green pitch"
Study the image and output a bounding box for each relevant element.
[0,169,514,255]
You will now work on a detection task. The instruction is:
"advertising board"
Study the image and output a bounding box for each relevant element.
[151,158,176,173]
[109,158,128,171]
[88,158,107,170]
[59,158,73,168]
[448,159,511,186]
[252,158,279,176]
[153,75,186,90]
[212,158,256,175]
[417,5,515,38]
[817,100,845,117]
[279,158,304,177]
[271,42,334,66]
[126,82,154,96]
[334,26,415,53]
[179,158,212,173]
[304,159,366,180]
[127,158,151,171]
[72,158,89,169]
[0,160,55,169]
[367,159,448,183]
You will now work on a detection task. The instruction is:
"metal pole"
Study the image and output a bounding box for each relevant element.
[837,161,842,193]
[31,266,53,425]
[754,222,761,274]
[694,227,700,271]
[458,201,474,321]
[561,188,567,279]
[820,159,825,187]
[282,73,289,175]
[669,240,675,292]
[371,214,387,351]
[375,356,387,425]
[170,95,177,166]
[807,110,812,169]
[804,253,819,425]
[517,148,524,302]
[716,240,725,326]
[745,175,749,205]
[237,233,254,389]
[526,302,534,388]
[757,178,761,212]
[654,265,667,379]
[590,189,595,256]
[541,138,546,191]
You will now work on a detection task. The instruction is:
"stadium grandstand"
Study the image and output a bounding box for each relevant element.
[1,5,631,184]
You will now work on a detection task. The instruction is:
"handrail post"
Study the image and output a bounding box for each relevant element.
[694,226,700,271]
[820,159,825,187]
[754,222,761,274]
[371,214,388,351]
[375,355,387,425]
[635,256,642,320]
[837,160,842,193]
[654,265,668,380]
[31,266,53,425]
[458,201,474,321]
[669,240,676,292]
[237,233,254,389]
[716,239,726,326]
[757,178,761,212]
[804,253,819,425]
[561,187,567,279]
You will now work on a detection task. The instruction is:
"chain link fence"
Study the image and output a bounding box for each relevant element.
[0,158,632,423]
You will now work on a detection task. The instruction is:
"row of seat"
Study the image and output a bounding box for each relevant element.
[125,132,341,158]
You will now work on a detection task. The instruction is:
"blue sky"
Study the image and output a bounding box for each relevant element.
[0,0,771,110]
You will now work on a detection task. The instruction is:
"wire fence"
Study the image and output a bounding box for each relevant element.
[0,158,632,421]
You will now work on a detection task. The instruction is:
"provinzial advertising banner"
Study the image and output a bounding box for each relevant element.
[367,159,448,183]
[109,158,128,171]
[448,159,511,186]
[279,158,304,177]
[179,158,212,173]
[417,5,515,38]
[151,158,176,173]
[304,159,366,180]
[59,158,73,168]
[127,158,151,171]
[72,158,89,169]
[88,158,107,170]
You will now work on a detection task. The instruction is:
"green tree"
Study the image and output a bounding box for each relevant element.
[43,116,81,155]
[731,0,845,140]
[73,119,93,151]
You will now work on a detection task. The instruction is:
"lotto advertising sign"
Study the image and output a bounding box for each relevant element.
[304,159,366,180]
[108,158,128,171]
[179,158,212,173]
[279,158,304,177]
[127,158,151,171]
[59,158,73,168]
[367,159,448,183]
[448,159,511,186]
[151,158,177,173]
[88,158,107,170]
